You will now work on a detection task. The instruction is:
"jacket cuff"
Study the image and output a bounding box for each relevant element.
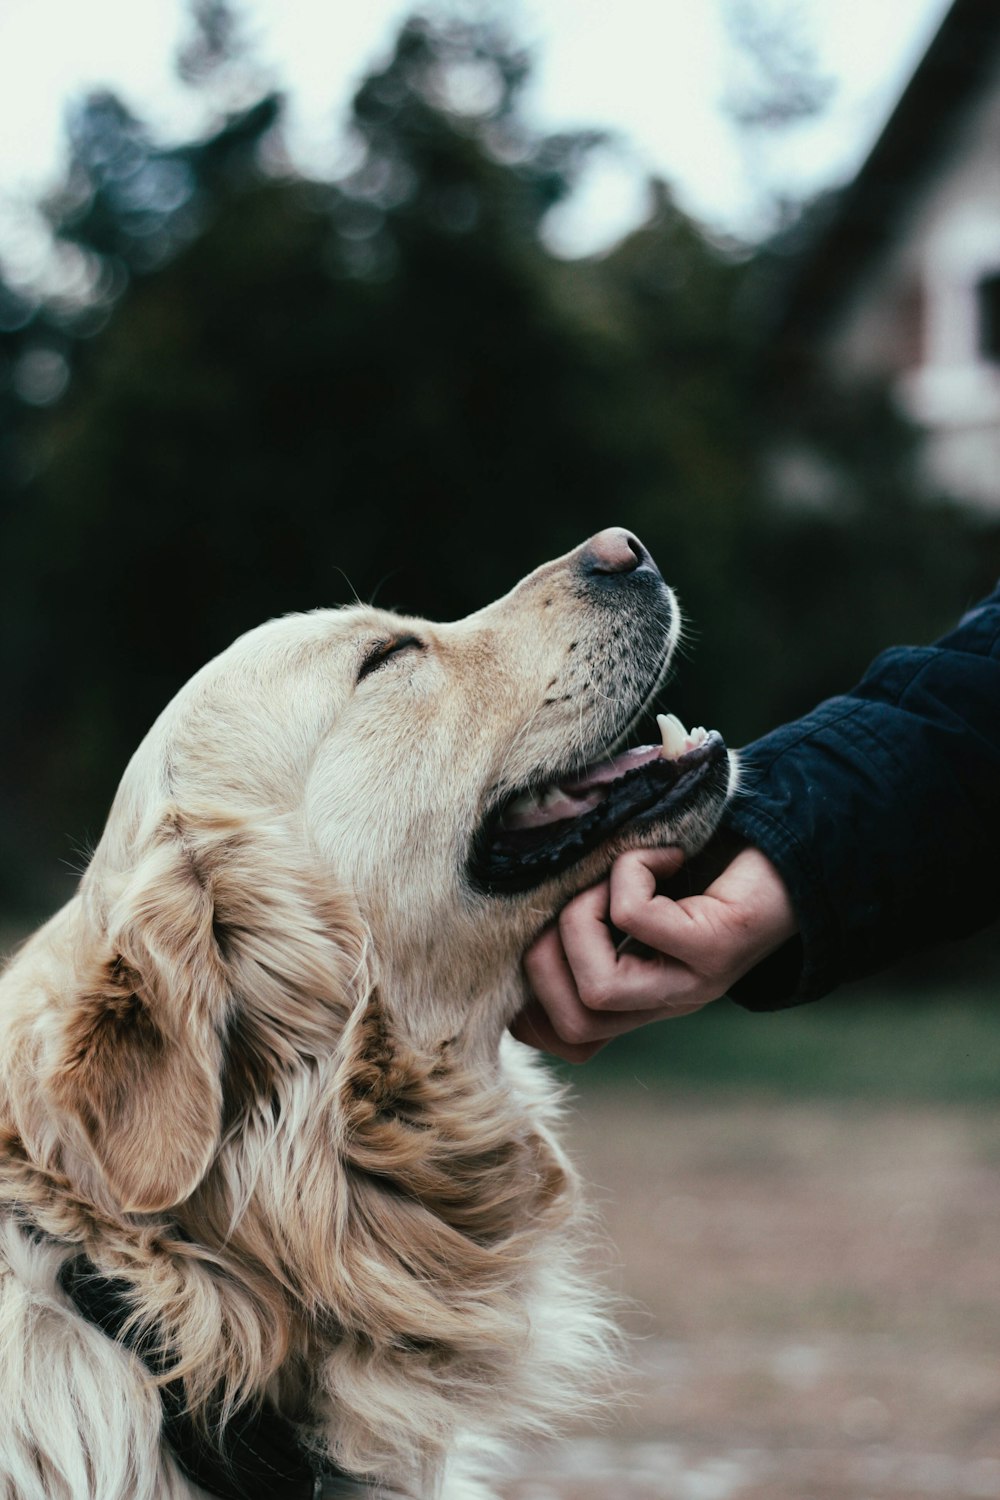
[717,692,907,1009]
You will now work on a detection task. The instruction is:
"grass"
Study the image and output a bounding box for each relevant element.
[567,985,1000,1103]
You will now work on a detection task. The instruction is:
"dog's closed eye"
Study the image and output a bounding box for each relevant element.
[356,635,425,684]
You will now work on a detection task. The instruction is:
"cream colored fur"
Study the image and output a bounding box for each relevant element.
[0,535,726,1499]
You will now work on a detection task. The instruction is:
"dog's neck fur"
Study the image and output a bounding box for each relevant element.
[0,958,612,1495]
[0,803,615,1497]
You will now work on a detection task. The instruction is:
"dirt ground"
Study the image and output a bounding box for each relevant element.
[500,1094,1000,1500]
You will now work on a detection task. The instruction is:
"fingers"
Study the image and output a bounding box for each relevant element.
[608,849,785,992]
[556,879,697,1011]
[511,992,703,1063]
[516,846,799,1063]
[521,913,661,1051]
[618,845,686,884]
[522,919,588,1032]
[509,999,607,1064]
[519,866,709,1058]
[608,849,721,966]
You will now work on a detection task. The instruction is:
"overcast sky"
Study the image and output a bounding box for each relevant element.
[0,0,953,274]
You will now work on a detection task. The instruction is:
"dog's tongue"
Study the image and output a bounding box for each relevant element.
[559,743,663,794]
[500,715,709,831]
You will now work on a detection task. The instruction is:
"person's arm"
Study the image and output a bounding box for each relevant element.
[516,584,1000,1056]
[727,582,1000,1008]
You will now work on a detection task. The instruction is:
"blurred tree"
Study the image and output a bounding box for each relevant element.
[0,15,630,905]
[720,0,837,236]
[721,0,835,131]
[45,87,282,280]
[176,0,257,101]
[1,7,996,915]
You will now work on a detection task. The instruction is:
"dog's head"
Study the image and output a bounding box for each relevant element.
[27,530,730,1214]
[301,528,730,1012]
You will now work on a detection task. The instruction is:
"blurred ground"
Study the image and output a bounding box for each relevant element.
[6,906,1000,1497]
[501,1094,1000,1500]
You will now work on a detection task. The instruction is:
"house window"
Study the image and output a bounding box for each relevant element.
[979,272,1000,362]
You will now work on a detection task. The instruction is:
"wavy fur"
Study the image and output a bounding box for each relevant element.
[0,535,726,1499]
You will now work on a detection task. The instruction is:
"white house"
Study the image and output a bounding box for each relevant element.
[772,0,1000,509]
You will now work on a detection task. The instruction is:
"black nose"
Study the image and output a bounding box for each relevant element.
[579,528,657,579]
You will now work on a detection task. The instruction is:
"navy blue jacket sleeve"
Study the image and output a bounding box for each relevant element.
[722,584,1000,1010]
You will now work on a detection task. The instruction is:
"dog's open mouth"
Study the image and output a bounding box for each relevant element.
[471,715,729,895]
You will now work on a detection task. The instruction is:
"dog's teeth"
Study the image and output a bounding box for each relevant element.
[657,712,688,760]
[505,791,538,817]
[689,726,708,746]
[538,787,565,811]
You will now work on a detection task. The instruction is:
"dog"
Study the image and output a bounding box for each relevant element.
[0,529,731,1500]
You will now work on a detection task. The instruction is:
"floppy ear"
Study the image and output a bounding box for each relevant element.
[49,812,231,1214]
[49,807,370,1215]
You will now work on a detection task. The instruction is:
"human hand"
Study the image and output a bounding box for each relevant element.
[513,845,798,1062]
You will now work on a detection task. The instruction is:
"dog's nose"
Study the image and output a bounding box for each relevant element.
[579,528,656,579]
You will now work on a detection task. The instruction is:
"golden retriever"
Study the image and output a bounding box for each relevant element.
[0,529,731,1500]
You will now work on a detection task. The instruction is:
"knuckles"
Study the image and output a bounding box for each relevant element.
[575,976,618,1012]
[553,1011,598,1046]
[609,886,644,934]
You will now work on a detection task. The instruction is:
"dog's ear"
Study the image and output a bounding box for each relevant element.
[49,811,231,1213]
[49,809,368,1214]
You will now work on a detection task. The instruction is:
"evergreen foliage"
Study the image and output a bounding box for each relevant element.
[1,10,996,909]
